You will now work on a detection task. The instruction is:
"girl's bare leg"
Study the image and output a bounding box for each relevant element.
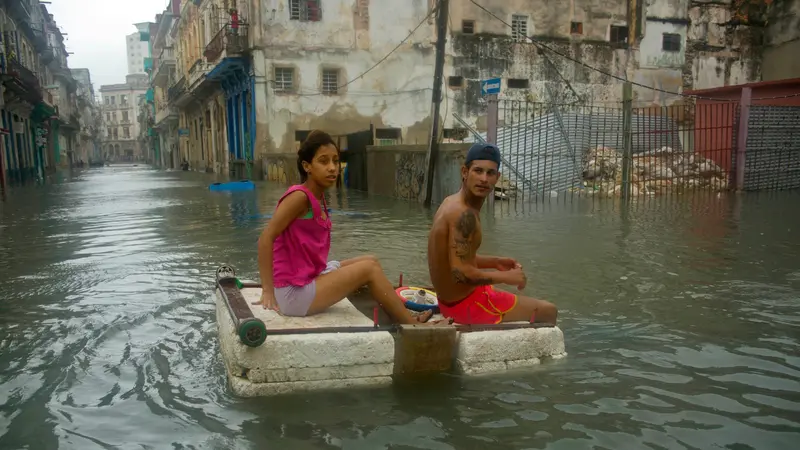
[308,259,434,324]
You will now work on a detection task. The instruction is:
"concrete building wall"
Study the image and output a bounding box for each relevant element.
[100,78,148,160]
[126,32,150,75]
[762,0,800,81]
[250,0,438,155]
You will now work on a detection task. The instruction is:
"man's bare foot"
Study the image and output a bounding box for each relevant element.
[412,309,434,323]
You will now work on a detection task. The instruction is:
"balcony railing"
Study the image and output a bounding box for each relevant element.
[167,76,186,102]
[7,57,41,93]
[159,46,175,61]
[204,23,250,64]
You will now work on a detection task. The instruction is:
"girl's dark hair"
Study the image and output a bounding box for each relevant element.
[297,130,338,182]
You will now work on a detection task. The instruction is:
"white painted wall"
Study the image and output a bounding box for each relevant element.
[645,0,690,19]
[254,0,437,152]
[126,32,150,75]
[639,21,687,69]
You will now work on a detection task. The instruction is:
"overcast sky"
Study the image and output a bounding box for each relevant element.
[46,0,169,90]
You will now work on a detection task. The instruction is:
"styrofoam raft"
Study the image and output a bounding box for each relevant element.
[216,286,395,397]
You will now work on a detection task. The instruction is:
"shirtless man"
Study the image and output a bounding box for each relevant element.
[427,143,558,325]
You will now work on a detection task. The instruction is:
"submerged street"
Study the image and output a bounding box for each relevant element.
[1,166,799,449]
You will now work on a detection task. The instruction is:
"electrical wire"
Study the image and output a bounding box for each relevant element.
[466,0,800,102]
[297,4,439,97]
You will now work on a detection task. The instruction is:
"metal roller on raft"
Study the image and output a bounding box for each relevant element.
[215,265,267,347]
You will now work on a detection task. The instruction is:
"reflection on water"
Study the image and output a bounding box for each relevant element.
[1,166,798,449]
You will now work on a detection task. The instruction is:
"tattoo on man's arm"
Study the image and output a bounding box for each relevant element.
[453,237,470,261]
[452,210,478,262]
[451,269,492,285]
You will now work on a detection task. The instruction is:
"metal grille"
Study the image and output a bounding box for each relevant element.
[290,0,322,22]
[742,105,800,191]
[511,15,527,41]
[322,69,339,94]
[274,67,293,93]
[466,101,684,196]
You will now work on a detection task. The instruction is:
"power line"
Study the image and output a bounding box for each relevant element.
[465,0,729,102]
[298,6,439,97]
[468,0,800,102]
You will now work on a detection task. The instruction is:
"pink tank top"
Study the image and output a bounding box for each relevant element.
[272,184,332,288]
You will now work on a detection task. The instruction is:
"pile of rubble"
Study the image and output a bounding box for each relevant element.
[577,146,730,197]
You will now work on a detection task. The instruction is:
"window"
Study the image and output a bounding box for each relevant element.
[110,96,116,104]
[462,20,475,34]
[662,33,681,52]
[507,78,529,89]
[105,97,110,105]
[112,112,117,122]
[112,128,118,139]
[570,22,583,35]
[106,113,111,121]
[448,76,464,88]
[107,127,112,137]
[511,15,528,41]
[375,128,400,145]
[610,25,628,44]
[123,127,130,138]
[321,69,339,94]
[274,67,294,93]
[290,0,321,22]
[122,111,129,122]
[121,95,129,105]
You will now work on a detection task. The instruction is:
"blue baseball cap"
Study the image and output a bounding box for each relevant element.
[466,143,501,168]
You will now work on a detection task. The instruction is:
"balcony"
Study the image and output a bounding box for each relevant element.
[2,56,42,101]
[155,104,178,126]
[187,58,211,87]
[7,0,31,24]
[153,47,175,87]
[167,76,186,102]
[204,23,250,64]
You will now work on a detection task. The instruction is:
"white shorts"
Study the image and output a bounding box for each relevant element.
[273,261,341,316]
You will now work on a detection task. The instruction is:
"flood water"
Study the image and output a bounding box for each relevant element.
[1,166,799,450]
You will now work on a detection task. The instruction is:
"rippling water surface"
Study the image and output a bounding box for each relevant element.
[1,166,799,449]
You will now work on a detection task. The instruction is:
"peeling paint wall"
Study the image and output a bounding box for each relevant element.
[253,0,438,154]
[762,0,800,81]
[685,1,762,91]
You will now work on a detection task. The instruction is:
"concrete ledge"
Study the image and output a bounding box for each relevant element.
[228,371,393,397]
[454,326,567,375]
[217,287,395,396]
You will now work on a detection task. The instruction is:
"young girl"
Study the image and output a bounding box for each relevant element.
[254,130,436,324]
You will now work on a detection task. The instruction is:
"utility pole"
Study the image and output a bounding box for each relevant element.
[422,0,449,207]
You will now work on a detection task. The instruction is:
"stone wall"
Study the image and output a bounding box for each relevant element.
[366,144,469,204]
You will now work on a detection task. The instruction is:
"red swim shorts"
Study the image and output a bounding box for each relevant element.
[438,285,518,325]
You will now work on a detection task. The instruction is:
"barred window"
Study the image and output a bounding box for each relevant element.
[274,67,294,93]
[321,69,339,95]
[511,15,527,41]
[290,0,322,22]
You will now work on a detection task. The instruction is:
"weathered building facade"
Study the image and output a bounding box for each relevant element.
[135,0,793,179]
[1,0,82,185]
[70,68,102,164]
[151,2,180,169]
[100,74,148,162]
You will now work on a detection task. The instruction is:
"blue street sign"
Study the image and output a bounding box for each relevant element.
[481,77,501,96]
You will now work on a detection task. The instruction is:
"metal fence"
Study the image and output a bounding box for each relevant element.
[461,96,799,206]
[738,105,800,191]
